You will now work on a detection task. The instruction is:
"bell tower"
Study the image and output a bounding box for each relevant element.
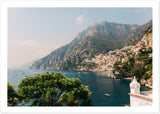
[130,76,140,94]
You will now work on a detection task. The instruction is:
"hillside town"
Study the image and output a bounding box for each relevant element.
[84,45,142,72]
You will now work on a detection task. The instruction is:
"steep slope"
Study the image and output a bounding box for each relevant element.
[137,27,152,49]
[31,20,152,70]
[112,27,152,87]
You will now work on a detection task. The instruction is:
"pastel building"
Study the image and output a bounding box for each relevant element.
[129,76,152,106]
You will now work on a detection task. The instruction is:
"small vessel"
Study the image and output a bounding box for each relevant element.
[85,85,89,88]
[104,94,110,96]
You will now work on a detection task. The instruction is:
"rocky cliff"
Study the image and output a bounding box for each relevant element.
[137,28,152,49]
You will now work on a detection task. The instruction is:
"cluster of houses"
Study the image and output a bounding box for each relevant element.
[85,45,142,72]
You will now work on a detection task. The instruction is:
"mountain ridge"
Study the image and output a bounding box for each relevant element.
[31,20,152,70]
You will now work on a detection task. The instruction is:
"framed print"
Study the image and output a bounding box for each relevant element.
[0,0,159,113]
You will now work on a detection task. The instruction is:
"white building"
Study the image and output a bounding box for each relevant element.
[129,76,152,106]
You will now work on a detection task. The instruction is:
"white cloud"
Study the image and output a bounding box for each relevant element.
[76,15,84,24]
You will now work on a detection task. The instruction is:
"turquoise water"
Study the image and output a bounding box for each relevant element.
[8,69,151,106]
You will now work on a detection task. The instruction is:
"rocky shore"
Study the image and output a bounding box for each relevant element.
[107,73,152,89]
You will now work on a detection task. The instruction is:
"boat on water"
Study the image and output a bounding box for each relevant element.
[104,94,110,96]
[85,86,89,88]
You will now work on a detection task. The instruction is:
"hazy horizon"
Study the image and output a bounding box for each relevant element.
[8,8,152,69]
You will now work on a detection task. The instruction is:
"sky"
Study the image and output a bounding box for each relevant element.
[8,8,152,68]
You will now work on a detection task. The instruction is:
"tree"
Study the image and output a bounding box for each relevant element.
[8,82,18,106]
[18,72,92,106]
[147,47,152,53]
[132,67,145,82]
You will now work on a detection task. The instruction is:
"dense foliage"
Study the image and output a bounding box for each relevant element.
[113,47,152,82]
[8,82,19,106]
[8,72,92,106]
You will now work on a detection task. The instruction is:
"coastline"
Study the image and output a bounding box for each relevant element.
[30,68,153,89]
[110,75,152,89]
[8,69,132,106]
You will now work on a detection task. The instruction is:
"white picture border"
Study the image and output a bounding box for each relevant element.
[0,0,159,113]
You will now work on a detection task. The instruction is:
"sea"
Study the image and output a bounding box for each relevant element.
[8,69,151,106]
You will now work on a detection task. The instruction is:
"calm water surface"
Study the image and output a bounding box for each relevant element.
[8,69,151,106]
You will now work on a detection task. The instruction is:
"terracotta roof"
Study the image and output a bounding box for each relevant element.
[128,93,152,101]
[135,46,141,49]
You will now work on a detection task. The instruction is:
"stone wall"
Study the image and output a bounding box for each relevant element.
[130,94,152,106]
